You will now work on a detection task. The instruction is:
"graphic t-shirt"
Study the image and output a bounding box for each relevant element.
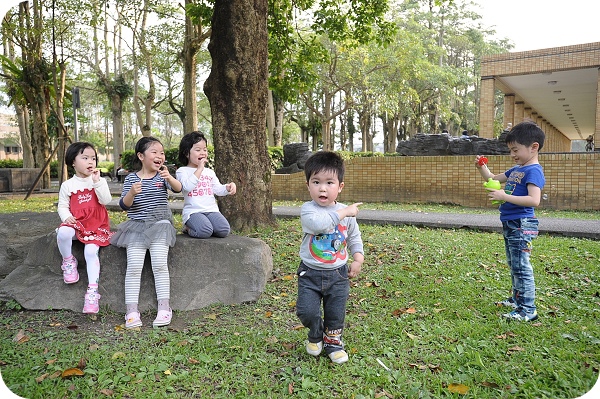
[299,200,364,270]
[499,163,545,221]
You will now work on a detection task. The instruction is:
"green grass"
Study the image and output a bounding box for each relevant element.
[0,196,599,398]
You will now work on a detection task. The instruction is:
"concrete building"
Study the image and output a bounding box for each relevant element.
[479,42,600,152]
[0,113,21,161]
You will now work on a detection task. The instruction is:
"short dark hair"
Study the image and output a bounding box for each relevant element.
[304,151,345,183]
[505,121,545,150]
[178,131,208,166]
[133,136,163,170]
[65,142,97,167]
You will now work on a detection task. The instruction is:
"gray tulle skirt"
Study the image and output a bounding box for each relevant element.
[110,208,176,248]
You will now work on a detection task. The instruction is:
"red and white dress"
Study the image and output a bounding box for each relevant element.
[57,175,114,246]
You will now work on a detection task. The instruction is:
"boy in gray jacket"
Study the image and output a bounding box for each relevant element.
[296,151,364,364]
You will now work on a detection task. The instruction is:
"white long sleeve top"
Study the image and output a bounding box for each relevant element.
[176,166,230,223]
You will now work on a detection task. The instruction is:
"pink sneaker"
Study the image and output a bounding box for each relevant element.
[61,257,79,284]
[83,291,101,314]
[153,308,172,327]
[125,312,142,329]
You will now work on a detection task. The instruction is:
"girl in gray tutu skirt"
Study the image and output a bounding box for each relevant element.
[111,137,182,328]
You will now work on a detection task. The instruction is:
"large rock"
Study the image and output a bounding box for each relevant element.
[396,133,510,156]
[0,212,62,277]
[0,213,273,313]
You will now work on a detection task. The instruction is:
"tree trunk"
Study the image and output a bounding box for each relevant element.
[15,104,34,167]
[273,96,284,147]
[204,0,273,230]
[266,89,275,146]
[111,93,124,166]
[20,0,51,188]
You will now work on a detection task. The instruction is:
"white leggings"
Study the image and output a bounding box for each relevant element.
[56,226,100,285]
[125,242,170,305]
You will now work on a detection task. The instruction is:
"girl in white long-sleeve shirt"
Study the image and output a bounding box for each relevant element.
[176,131,236,238]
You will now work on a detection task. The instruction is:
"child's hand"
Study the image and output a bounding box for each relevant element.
[64,216,77,224]
[91,168,101,183]
[226,182,237,195]
[475,155,487,168]
[487,188,506,203]
[129,181,142,196]
[348,260,362,278]
[159,166,171,180]
[197,157,208,169]
[345,202,363,218]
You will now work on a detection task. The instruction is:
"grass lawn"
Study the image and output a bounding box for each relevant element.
[0,196,598,398]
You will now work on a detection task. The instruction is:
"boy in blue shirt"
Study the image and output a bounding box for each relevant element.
[475,121,546,322]
[296,151,365,364]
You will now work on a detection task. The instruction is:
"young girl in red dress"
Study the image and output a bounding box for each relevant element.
[56,142,114,314]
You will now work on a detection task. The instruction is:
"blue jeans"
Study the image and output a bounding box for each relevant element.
[185,212,230,238]
[502,217,539,314]
[296,262,349,354]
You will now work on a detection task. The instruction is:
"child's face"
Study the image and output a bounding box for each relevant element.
[73,147,97,178]
[306,169,344,207]
[507,141,538,166]
[138,142,165,171]
[187,140,208,167]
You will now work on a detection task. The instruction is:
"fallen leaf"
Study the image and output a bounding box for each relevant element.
[45,359,57,365]
[12,330,29,344]
[77,358,87,369]
[112,352,126,360]
[448,383,469,394]
[205,313,217,320]
[288,382,294,394]
[177,340,189,346]
[188,358,200,364]
[49,371,62,379]
[283,275,294,280]
[292,324,304,330]
[35,373,49,383]
[164,369,171,375]
[61,368,85,378]
[265,311,273,318]
[99,388,114,396]
[481,381,500,388]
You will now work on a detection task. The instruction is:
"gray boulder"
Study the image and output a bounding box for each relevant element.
[0,213,273,313]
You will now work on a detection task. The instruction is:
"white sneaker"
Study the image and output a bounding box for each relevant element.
[306,341,323,356]
[328,350,349,364]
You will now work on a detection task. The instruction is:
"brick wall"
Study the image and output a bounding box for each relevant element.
[272,154,600,211]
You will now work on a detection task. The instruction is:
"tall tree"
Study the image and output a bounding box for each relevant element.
[17,0,52,188]
[1,8,34,167]
[181,0,211,133]
[204,0,273,230]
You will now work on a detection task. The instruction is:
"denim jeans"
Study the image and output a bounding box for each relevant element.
[296,262,349,354]
[502,217,539,314]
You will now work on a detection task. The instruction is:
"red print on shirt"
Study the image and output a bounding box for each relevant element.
[188,175,213,197]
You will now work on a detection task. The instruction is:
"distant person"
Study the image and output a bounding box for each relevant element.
[116,154,129,182]
[296,151,364,364]
[460,130,470,139]
[110,137,183,329]
[474,121,545,322]
[441,129,449,134]
[56,142,114,314]
[586,135,595,152]
[176,131,236,238]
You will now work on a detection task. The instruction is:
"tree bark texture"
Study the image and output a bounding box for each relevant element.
[204,0,274,230]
